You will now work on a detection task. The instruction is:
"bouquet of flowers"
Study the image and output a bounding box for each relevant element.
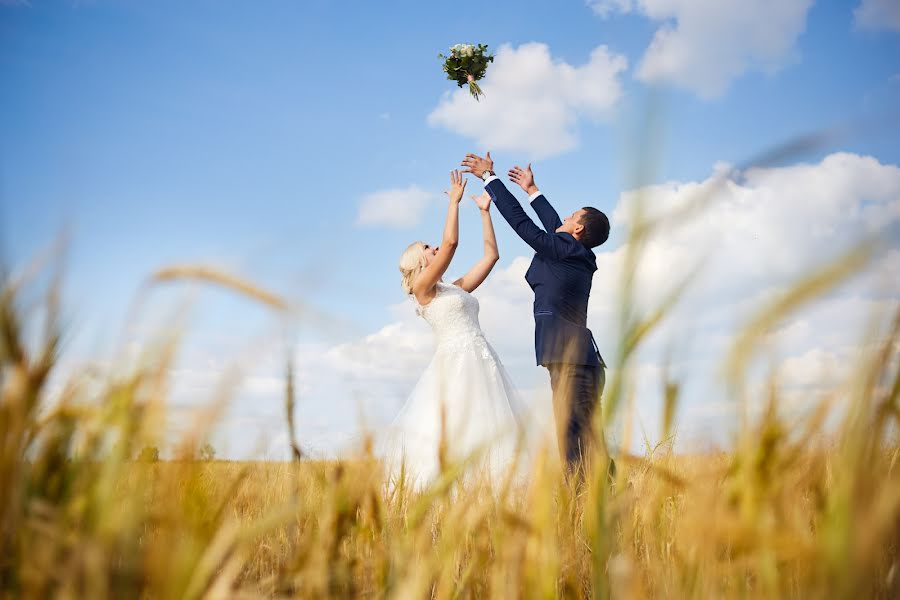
[438,43,494,101]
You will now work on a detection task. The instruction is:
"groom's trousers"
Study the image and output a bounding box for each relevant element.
[547,362,608,474]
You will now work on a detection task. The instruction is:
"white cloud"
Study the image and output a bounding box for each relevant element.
[427,42,627,159]
[607,153,900,309]
[326,320,433,383]
[855,0,900,32]
[590,0,814,98]
[356,185,437,228]
[588,0,636,18]
[779,347,847,389]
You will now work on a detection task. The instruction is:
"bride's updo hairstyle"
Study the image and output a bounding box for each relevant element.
[399,241,428,295]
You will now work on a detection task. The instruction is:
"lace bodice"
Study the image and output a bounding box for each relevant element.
[415,282,490,354]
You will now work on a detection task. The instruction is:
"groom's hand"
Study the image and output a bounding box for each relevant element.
[461,152,494,179]
[509,163,538,196]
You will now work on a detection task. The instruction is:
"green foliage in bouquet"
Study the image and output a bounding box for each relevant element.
[438,43,494,101]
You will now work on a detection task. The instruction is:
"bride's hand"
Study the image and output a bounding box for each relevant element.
[445,169,467,204]
[472,191,491,212]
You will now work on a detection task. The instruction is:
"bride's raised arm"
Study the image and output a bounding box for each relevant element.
[412,170,466,302]
[453,191,499,293]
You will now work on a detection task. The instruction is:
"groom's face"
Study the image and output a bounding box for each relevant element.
[556,209,587,236]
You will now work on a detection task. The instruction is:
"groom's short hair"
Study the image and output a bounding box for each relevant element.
[578,207,610,248]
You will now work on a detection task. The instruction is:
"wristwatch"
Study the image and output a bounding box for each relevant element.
[480,170,495,182]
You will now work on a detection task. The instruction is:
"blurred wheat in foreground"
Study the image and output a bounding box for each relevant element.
[2,188,900,599]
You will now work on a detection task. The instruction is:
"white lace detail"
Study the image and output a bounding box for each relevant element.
[416,282,495,362]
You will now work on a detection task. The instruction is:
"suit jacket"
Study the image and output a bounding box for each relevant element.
[486,178,604,368]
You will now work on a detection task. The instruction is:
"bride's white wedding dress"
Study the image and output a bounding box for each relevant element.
[384,281,527,487]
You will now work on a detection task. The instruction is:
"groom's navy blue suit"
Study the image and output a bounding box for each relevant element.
[486,177,607,471]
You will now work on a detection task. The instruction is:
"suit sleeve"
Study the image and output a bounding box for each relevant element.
[486,179,573,260]
[530,194,563,232]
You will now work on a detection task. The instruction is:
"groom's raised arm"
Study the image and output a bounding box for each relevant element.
[509,164,562,232]
[485,178,571,260]
[529,193,563,233]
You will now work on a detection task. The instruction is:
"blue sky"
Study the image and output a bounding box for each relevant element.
[2,0,899,458]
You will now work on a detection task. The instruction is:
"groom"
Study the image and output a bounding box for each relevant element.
[462,152,611,477]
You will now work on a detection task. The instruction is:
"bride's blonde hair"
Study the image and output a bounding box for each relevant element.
[399,241,428,295]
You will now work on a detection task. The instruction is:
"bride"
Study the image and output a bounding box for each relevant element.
[386,170,527,487]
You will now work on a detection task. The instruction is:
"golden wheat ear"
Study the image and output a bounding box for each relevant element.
[152,265,291,312]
